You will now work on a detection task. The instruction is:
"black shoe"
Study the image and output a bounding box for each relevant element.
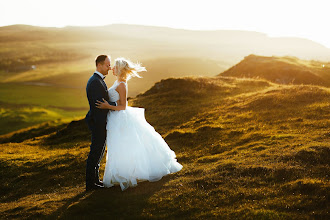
[96,180,104,187]
[86,183,104,191]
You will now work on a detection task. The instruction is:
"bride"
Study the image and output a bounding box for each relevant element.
[95,57,182,191]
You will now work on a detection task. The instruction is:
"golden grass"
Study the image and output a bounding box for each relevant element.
[220,54,330,87]
[0,76,329,219]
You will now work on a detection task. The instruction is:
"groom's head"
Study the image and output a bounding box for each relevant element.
[96,55,111,76]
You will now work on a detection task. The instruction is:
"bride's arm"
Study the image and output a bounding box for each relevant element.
[95,83,127,111]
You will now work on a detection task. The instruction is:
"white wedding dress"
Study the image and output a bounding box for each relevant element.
[103,80,183,190]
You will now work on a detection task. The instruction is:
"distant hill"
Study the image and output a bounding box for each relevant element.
[219,54,330,87]
[1,76,329,219]
[1,24,330,75]
[2,24,330,97]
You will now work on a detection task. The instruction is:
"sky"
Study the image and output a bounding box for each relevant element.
[1,0,329,48]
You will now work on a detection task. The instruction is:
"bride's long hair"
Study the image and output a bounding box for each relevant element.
[115,57,146,81]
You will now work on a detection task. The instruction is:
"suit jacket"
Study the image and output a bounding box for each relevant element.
[85,73,116,129]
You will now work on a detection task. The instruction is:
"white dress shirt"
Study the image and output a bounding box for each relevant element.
[94,70,105,80]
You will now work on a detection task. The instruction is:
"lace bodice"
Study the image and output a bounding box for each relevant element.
[108,80,127,102]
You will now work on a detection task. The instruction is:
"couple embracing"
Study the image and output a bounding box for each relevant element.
[85,55,182,191]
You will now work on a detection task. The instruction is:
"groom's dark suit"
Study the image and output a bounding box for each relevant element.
[85,72,116,190]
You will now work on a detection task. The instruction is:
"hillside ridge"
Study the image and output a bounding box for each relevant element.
[219,54,330,87]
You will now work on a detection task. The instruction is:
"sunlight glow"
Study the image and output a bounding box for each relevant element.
[1,0,329,48]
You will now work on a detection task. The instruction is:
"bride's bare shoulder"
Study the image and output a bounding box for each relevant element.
[116,83,127,93]
[118,81,127,86]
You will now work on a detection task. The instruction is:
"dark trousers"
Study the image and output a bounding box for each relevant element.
[86,123,106,188]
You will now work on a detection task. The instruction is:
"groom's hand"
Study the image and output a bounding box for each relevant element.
[95,98,110,109]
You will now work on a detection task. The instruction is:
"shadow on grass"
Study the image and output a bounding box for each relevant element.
[50,175,173,219]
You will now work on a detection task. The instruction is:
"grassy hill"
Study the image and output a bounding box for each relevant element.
[2,24,330,135]
[219,54,330,87]
[0,76,329,219]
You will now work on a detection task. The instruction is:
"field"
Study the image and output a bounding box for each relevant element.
[0,24,329,219]
[0,76,329,219]
[0,54,223,135]
[0,82,87,135]
[0,25,231,135]
[1,24,330,135]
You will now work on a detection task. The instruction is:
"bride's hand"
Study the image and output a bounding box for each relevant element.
[95,98,111,109]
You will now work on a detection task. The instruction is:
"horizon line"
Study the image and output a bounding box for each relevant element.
[1,23,329,49]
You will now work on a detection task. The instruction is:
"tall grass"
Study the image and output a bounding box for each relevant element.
[1,76,328,219]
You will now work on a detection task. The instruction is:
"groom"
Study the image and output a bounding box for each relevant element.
[85,55,116,191]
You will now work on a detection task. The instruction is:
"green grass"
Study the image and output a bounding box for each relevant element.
[0,106,86,135]
[0,83,87,134]
[0,76,329,219]
[0,83,87,108]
